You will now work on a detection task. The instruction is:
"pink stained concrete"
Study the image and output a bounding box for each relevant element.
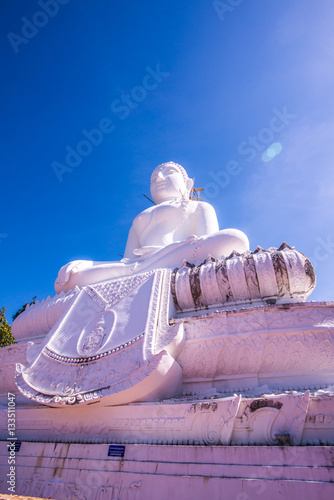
[0,442,333,500]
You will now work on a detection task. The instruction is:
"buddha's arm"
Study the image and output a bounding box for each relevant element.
[123,223,195,265]
[54,223,140,293]
[194,202,220,236]
[123,224,141,260]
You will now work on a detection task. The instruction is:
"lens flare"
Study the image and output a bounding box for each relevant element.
[262,142,283,163]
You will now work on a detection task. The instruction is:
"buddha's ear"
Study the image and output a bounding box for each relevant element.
[186,177,194,196]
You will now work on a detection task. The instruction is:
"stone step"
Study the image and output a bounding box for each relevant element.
[1,442,334,500]
[2,459,333,483]
[3,441,333,467]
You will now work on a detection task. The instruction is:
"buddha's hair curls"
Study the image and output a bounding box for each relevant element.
[151,162,189,184]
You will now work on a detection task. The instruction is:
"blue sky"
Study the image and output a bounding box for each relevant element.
[1,0,334,323]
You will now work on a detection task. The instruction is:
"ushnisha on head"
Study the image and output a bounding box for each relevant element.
[150,161,194,204]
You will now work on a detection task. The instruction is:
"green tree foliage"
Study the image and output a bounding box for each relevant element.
[0,307,15,347]
[0,296,38,348]
[12,296,36,322]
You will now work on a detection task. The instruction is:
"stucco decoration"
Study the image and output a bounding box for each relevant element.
[11,243,316,343]
[15,269,184,407]
[232,392,310,445]
[177,302,334,394]
[11,288,79,341]
[2,388,333,446]
[171,243,316,313]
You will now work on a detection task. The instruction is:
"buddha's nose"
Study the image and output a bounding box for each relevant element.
[157,171,165,181]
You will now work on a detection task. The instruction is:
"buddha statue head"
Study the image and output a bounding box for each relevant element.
[150,162,194,204]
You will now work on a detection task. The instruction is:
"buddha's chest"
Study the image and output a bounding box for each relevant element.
[138,202,197,241]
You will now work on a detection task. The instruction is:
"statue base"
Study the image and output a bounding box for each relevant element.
[0,390,334,446]
[1,297,334,446]
[1,267,333,498]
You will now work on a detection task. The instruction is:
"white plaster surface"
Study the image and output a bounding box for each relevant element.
[1,390,333,446]
[9,296,334,407]
[2,161,331,499]
[2,301,334,448]
[14,269,184,407]
[177,301,334,394]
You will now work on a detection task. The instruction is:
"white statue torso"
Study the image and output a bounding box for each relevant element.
[128,199,219,252]
[54,162,249,293]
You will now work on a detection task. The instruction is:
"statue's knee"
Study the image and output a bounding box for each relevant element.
[234,230,250,251]
[217,229,249,255]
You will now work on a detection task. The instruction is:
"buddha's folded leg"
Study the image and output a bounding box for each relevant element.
[135,229,250,273]
[55,230,250,293]
[192,229,250,261]
[55,261,136,293]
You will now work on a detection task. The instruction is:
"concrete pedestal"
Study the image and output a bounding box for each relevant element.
[1,273,333,499]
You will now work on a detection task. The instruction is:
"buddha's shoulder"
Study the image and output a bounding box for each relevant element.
[133,200,216,222]
[194,200,217,214]
[134,201,175,217]
[132,205,155,228]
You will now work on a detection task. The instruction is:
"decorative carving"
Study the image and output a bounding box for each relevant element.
[78,312,115,356]
[186,395,241,445]
[15,270,183,407]
[90,271,155,306]
[260,330,334,374]
[306,413,334,426]
[253,247,279,299]
[289,391,310,445]
[216,258,234,305]
[11,288,79,341]
[249,399,283,412]
[190,402,218,413]
[231,392,311,445]
[20,472,142,500]
[199,258,222,306]
[4,396,240,446]
[242,252,261,299]
[177,302,334,392]
[171,243,316,313]
[180,303,334,339]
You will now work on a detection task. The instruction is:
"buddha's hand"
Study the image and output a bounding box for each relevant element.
[185,235,198,244]
[132,246,162,259]
[55,260,93,292]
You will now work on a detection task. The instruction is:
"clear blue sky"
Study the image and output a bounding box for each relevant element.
[1,0,334,324]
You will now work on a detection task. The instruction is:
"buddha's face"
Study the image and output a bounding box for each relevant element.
[150,163,187,204]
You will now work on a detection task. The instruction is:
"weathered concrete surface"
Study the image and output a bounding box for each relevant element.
[0,442,333,500]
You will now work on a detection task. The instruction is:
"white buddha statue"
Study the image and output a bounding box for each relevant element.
[55,162,249,293]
